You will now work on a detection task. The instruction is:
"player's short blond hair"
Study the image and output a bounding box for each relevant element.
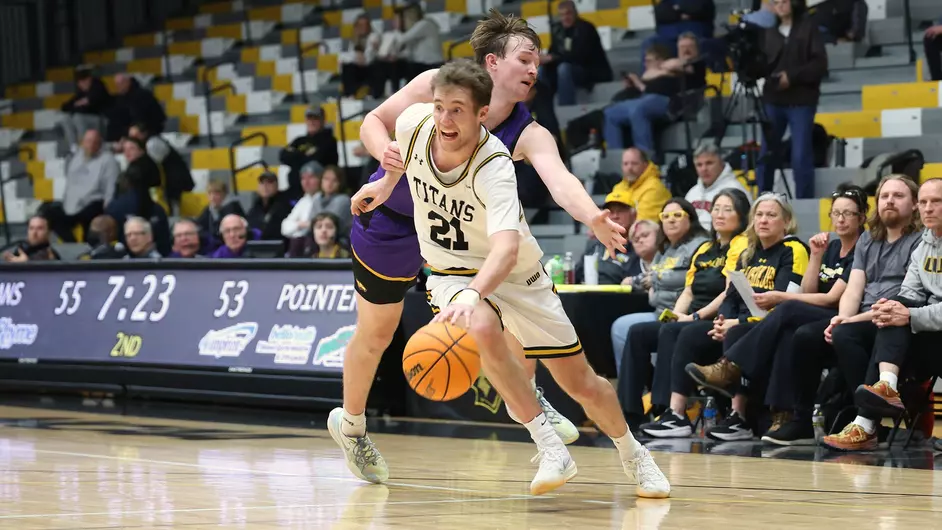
[432,59,493,111]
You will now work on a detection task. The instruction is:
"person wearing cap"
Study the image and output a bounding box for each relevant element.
[575,190,639,285]
[58,66,113,148]
[279,105,339,200]
[247,170,292,241]
[612,148,671,223]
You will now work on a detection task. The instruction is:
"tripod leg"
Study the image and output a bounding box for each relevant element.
[753,97,792,198]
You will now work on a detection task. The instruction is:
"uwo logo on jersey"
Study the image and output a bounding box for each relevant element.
[471,375,503,414]
[313,325,355,368]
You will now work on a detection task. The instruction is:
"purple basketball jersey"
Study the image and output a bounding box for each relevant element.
[351,103,535,278]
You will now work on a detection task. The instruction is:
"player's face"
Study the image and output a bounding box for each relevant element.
[433,85,487,152]
[488,36,539,103]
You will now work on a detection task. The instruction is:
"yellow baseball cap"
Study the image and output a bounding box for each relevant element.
[603,191,635,209]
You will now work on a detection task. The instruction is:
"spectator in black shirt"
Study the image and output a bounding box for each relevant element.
[83,215,127,260]
[246,171,292,241]
[58,67,113,149]
[603,44,690,155]
[107,74,166,142]
[2,216,60,262]
[539,0,612,105]
[279,105,339,200]
[756,0,828,198]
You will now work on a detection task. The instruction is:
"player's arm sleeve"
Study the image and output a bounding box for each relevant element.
[474,153,520,236]
[774,241,809,293]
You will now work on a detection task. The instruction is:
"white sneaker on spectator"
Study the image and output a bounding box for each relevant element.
[529,439,577,495]
[507,385,580,444]
[327,408,389,484]
[622,446,671,498]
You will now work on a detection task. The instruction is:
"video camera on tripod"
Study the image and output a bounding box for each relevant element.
[720,10,768,85]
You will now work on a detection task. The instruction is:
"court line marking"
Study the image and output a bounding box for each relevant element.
[0,494,549,521]
[27,449,534,497]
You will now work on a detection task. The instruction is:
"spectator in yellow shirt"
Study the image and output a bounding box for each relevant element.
[611,147,671,222]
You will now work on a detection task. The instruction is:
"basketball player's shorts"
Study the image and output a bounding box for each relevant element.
[350,205,423,305]
[425,262,583,359]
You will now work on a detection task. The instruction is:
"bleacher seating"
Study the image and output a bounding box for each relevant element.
[0,0,940,254]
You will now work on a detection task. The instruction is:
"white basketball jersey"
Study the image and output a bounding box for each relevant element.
[396,103,543,275]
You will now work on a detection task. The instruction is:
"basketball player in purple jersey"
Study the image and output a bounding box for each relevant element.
[328,11,670,498]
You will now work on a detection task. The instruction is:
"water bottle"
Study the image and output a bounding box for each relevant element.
[549,255,564,285]
[812,404,825,444]
[702,397,717,437]
[563,252,575,284]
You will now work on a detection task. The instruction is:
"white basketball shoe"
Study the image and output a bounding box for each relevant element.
[327,408,390,484]
[622,445,671,498]
[529,438,578,495]
[507,385,581,444]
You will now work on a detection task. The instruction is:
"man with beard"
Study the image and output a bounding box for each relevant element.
[812,175,923,447]
[824,178,942,451]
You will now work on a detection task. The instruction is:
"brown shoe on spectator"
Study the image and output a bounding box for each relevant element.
[854,381,905,418]
[822,423,878,452]
[685,358,740,398]
[764,410,791,437]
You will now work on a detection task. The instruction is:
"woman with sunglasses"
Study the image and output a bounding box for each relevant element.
[610,199,709,375]
[646,193,809,440]
[618,189,751,432]
[687,185,868,444]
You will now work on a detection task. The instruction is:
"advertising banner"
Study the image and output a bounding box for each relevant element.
[0,268,358,374]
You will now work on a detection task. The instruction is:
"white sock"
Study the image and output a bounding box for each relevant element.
[341,409,366,437]
[523,412,558,445]
[611,427,642,457]
[853,416,875,434]
[880,371,898,392]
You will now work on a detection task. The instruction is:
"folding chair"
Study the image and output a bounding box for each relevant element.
[887,375,939,449]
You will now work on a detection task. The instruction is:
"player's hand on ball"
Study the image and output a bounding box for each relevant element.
[351,174,400,215]
[433,303,475,329]
[590,209,628,255]
[381,140,405,172]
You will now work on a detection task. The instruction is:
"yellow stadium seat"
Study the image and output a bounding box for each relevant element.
[235,166,267,192]
[445,0,467,12]
[208,23,243,39]
[33,178,53,201]
[43,94,72,111]
[922,163,942,184]
[225,94,247,114]
[242,125,287,147]
[200,2,232,15]
[4,83,36,99]
[862,82,939,111]
[191,148,231,170]
[248,6,282,21]
[815,110,882,139]
[46,67,73,83]
[522,0,560,18]
[583,9,629,28]
[124,33,156,47]
[1,111,34,130]
[241,47,261,64]
[180,192,209,218]
[166,17,194,31]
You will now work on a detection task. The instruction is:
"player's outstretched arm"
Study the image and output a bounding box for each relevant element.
[359,69,438,171]
[517,124,627,256]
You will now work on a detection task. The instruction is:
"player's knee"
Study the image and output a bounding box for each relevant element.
[352,325,395,356]
[467,306,503,351]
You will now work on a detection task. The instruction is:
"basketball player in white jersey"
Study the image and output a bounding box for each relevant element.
[355,60,578,494]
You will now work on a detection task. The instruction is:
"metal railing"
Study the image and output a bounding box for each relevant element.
[201,59,238,148]
[161,29,173,83]
[295,31,328,104]
[0,171,33,244]
[229,132,270,194]
[1,145,34,162]
[336,108,371,170]
[242,8,254,45]
[903,0,916,64]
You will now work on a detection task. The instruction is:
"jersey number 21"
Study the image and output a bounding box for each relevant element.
[428,211,469,251]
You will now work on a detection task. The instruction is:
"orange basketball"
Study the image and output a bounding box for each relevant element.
[403,321,481,401]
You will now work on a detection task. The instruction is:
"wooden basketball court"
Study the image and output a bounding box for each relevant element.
[0,405,939,529]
